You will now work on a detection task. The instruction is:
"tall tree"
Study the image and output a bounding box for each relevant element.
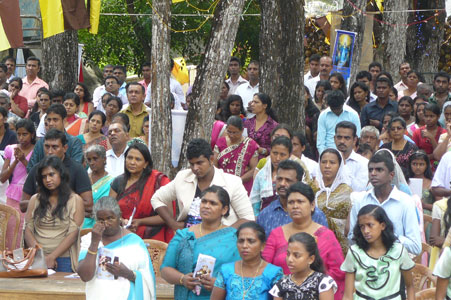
[42,30,79,91]
[177,0,246,169]
[379,0,409,82]
[259,0,305,132]
[340,0,367,84]
[405,0,446,83]
[150,0,173,176]
[124,0,152,62]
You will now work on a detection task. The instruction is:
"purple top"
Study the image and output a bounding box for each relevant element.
[244,116,279,160]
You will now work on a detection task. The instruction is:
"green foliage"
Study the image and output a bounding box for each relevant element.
[78,0,145,73]
[79,0,261,74]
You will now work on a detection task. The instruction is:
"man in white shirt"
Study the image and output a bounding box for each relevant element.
[145,59,185,110]
[151,138,254,230]
[348,151,421,255]
[431,151,451,199]
[236,60,259,116]
[92,64,114,108]
[303,54,320,83]
[334,121,369,192]
[106,122,129,177]
[394,62,411,93]
[305,56,332,97]
[226,57,248,95]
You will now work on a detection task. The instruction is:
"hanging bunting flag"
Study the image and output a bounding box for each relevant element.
[39,0,91,39]
[172,57,190,85]
[89,0,101,34]
[0,0,24,51]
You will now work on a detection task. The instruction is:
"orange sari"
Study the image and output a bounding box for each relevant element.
[66,117,87,136]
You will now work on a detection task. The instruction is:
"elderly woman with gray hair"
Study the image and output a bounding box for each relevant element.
[78,196,156,300]
[82,144,114,229]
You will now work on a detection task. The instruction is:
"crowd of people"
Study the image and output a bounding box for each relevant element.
[1,53,451,300]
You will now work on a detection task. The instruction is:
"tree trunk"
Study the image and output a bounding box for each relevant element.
[176,0,246,170]
[150,0,172,176]
[259,0,305,132]
[340,0,367,84]
[42,30,78,91]
[380,0,409,83]
[405,0,446,83]
[124,0,152,62]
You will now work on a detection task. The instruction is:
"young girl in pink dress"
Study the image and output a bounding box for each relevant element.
[0,119,35,249]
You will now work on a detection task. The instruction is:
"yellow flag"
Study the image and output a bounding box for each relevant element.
[172,0,184,3]
[172,57,189,85]
[39,0,65,38]
[0,19,11,51]
[375,0,384,12]
[89,0,101,34]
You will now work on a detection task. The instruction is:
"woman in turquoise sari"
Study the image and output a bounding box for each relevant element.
[77,196,156,300]
[83,145,114,229]
[161,185,240,300]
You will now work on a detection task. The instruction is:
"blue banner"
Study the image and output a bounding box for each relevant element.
[332,30,357,86]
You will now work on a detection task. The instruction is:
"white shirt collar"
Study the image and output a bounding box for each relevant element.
[368,185,403,203]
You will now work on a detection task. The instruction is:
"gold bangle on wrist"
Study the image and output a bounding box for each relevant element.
[179,274,185,285]
[87,249,97,255]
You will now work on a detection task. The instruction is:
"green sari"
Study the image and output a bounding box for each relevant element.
[82,174,114,229]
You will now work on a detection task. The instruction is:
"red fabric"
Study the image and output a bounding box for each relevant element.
[412,125,446,167]
[82,102,89,115]
[118,170,174,242]
[262,226,345,300]
[13,95,28,116]
[79,60,84,82]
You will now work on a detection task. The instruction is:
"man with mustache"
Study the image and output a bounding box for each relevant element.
[256,159,328,237]
[334,121,369,192]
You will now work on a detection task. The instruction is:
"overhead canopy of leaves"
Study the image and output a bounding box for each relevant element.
[79,0,260,74]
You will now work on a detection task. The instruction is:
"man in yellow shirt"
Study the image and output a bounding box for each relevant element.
[121,82,149,138]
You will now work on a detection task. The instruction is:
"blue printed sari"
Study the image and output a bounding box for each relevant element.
[82,174,114,229]
[161,227,240,300]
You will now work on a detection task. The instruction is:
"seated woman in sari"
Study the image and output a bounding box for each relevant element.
[83,145,115,229]
[214,116,259,195]
[161,185,241,300]
[64,92,87,136]
[77,111,110,152]
[24,156,84,272]
[78,196,156,300]
[109,142,173,242]
[315,148,352,253]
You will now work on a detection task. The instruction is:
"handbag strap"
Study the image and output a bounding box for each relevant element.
[1,247,37,272]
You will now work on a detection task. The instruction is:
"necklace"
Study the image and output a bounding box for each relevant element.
[290,270,313,286]
[241,259,263,300]
[199,222,222,237]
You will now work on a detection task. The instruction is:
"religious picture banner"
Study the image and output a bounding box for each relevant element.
[331,30,356,85]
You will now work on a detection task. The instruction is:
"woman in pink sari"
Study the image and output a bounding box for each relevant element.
[214,116,259,195]
[262,182,345,300]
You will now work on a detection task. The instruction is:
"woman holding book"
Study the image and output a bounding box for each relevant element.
[161,185,241,300]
